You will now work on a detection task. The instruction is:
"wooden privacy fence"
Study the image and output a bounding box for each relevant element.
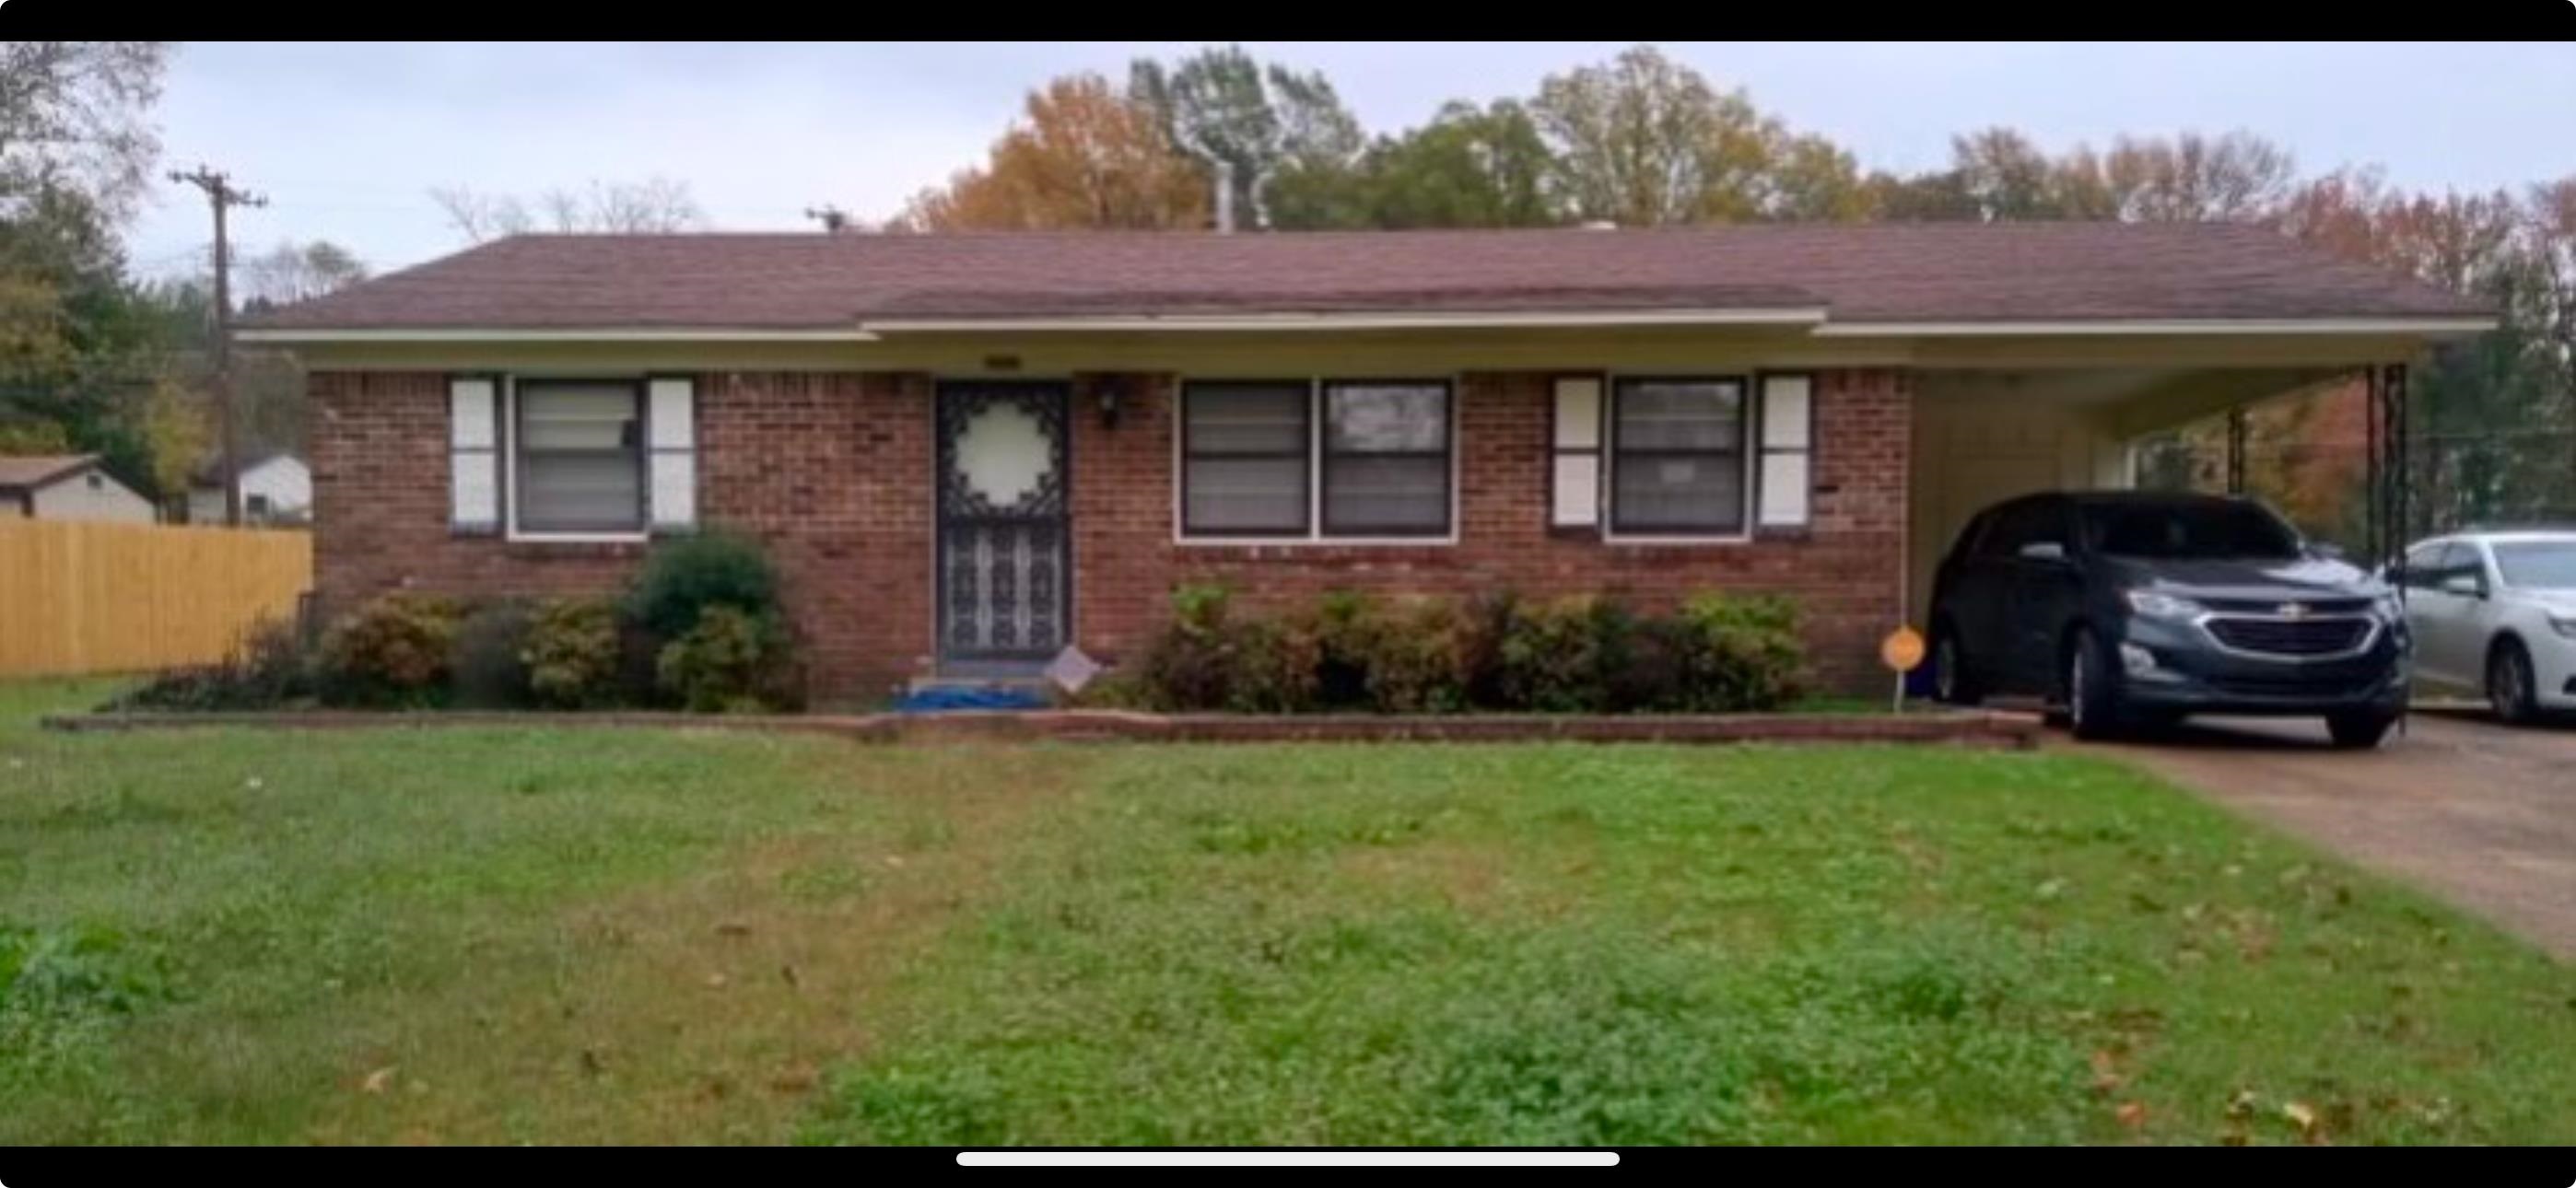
[0,520,312,677]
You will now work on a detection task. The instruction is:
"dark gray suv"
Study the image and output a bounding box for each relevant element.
[1928,491,2408,747]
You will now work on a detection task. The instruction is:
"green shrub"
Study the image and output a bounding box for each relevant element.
[521,597,623,708]
[1458,591,1517,708]
[655,605,782,713]
[1358,597,1475,713]
[1605,614,1694,712]
[626,530,782,638]
[1112,588,1802,716]
[316,592,462,706]
[1494,595,1630,713]
[1133,584,1317,713]
[1306,590,1377,708]
[107,618,310,712]
[614,620,669,707]
[1675,592,1808,711]
[450,600,534,708]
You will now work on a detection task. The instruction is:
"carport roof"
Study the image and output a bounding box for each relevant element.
[239,222,2494,336]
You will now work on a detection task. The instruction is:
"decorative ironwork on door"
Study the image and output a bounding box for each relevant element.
[937,383,1070,661]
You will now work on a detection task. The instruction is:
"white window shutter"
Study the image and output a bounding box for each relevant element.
[1756,375,1813,530]
[1550,377,1603,529]
[648,376,698,532]
[449,376,500,534]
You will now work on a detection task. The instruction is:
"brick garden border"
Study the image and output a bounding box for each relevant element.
[41,708,2042,749]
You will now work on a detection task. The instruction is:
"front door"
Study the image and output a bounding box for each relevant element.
[936,382,1071,670]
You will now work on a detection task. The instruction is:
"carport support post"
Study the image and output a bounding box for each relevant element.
[2368,363,2412,571]
[2372,362,2412,739]
[2225,408,2248,495]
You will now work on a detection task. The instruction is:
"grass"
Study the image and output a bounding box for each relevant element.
[0,679,2568,1145]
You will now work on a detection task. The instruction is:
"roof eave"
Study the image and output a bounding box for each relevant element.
[233,327,884,344]
[855,307,1833,333]
[231,311,2499,344]
[1813,315,2498,339]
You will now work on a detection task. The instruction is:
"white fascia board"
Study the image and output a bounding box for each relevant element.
[1812,316,2498,338]
[233,328,883,344]
[858,308,1832,333]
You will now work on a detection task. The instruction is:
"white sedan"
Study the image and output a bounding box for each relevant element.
[2399,530,2576,722]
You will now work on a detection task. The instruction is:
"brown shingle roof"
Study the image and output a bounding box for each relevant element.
[0,454,98,492]
[242,223,2490,332]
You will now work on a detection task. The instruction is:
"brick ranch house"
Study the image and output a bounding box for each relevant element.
[238,225,2489,700]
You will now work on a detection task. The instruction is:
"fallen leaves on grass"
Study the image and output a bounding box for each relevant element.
[2089,1049,2125,1095]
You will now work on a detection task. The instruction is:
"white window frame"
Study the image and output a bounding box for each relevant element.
[503,375,655,544]
[1601,373,1759,546]
[1173,376,1461,547]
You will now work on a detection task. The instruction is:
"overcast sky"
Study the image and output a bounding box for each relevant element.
[128,41,2575,280]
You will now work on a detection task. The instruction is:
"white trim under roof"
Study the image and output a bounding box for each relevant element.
[856,308,1832,333]
[1813,316,2497,338]
[233,311,2497,344]
[234,327,884,344]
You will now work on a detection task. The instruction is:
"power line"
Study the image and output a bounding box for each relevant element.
[168,165,266,530]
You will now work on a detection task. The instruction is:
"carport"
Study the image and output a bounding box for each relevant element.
[1904,332,2473,623]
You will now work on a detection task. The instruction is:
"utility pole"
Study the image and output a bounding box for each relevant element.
[802,204,850,234]
[169,165,265,527]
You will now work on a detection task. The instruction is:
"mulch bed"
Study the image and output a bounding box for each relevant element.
[42,708,2042,749]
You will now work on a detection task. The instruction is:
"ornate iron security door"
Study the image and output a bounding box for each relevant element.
[936,383,1071,665]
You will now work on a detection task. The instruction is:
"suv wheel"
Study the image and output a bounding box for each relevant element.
[1932,624,1981,706]
[2326,709,2398,749]
[2488,639,2539,726]
[2065,629,2124,741]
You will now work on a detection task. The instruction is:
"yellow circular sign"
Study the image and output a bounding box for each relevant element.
[1880,625,1926,673]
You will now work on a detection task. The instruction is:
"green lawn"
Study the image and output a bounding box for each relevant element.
[0,679,2567,1145]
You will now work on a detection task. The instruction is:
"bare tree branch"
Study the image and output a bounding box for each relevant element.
[430,178,708,242]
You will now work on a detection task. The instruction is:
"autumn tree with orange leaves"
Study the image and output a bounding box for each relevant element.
[887,45,2574,536]
[895,75,1210,232]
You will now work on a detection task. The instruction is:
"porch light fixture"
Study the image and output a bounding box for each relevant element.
[1095,376,1124,429]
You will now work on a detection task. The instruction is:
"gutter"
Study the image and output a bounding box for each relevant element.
[1813,316,2499,338]
[232,312,2498,345]
[233,327,885,344]
[853,308,1833,333]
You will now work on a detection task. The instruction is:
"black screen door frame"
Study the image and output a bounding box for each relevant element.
[934,380,1072,667]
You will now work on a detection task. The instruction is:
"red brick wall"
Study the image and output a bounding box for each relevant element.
[312,367,1911,699]
[310,370,938,699]
[1071,369,1911,693]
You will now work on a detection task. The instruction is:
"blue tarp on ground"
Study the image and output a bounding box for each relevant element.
[891,686,1053,714]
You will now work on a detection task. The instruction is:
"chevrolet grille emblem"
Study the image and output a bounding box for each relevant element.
[2278,602,2310,620]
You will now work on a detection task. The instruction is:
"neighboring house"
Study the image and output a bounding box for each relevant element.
[237,225,2491,699]
[187,451,313,526]
[0,455,158,524]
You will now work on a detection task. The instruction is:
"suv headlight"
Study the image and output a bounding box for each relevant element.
[2124,589,2204,620]
[2376,591,2405,621]
[2549,614,2576,640]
